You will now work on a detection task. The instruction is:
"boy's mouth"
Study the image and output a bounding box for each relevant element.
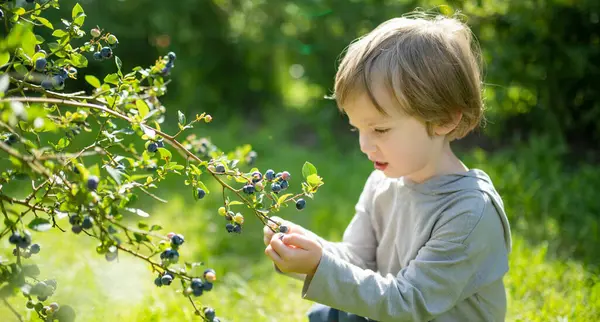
[374,161,388,170]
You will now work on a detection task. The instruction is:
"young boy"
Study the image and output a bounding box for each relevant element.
[263,11,512,322]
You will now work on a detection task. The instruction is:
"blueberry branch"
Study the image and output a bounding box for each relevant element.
[0,97,282,229]
[2,298,24,322]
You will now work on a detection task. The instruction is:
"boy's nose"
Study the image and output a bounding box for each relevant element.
[359,134,377,155]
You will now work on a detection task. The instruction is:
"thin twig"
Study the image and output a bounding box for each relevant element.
[2,298,24,322]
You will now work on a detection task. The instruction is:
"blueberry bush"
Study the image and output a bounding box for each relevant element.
[0,1,324,321]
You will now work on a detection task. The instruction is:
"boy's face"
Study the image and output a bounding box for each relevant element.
[343,88,445,180]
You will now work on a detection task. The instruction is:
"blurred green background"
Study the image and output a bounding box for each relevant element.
[2,0,600,321]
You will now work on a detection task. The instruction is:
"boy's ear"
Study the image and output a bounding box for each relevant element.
[434,111,463,136]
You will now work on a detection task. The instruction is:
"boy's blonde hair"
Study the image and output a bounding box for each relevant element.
[334,12,484,141]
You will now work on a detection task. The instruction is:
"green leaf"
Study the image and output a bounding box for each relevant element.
[136,100,149,119]
[21,27,38,58]
[157,147,171,160]
[35,16,54,30]
[14,8,25,16]
[302,161,317,179]
[150,224,162,231]
[0,52,9,67]
[85,75,101,88]
[125,208,150,218]
[72,3,86,26]
[28,218,52,232]
[52,29,68,38]
[105,165,122,185]
[197,181,209,194]
[115,56,122,73]
[72,4,84,19]
[137,221,148,230]
[277,193,293,205]
[228,201,244,206]
[14,63,28,76]
[104,73,119,85]
[178,110,186,126]
[70,52,88,68]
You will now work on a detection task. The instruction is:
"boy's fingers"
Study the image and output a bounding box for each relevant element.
[264,244,283,265]
[270,234,298,259]
[282,233,319,250]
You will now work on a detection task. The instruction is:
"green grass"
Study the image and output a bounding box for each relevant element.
[1,120,599,321]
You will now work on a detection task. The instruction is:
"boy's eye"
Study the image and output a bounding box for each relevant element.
[374,128,389,134]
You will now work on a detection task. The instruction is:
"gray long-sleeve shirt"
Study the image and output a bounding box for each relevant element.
[279,169,512,322]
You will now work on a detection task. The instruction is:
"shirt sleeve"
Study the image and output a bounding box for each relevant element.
[301,193,508,321]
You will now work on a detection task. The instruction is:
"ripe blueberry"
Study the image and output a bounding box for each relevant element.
[191,278,203,290]
[171,234,184,247]
[161,274,173,286]
[93,52,102,61]
[146,141,158,153]
[167,52,176,61]
[192,286,203,297]
[4,133,17,145]
[197,188,206,199]
[279,225,289,233]
[204,307,216,320]
[296,199,306,210]
[41,79,53,90]
[154,276,163,287]
[58,68,68,79]
[265,169,275,181]
[30,243,41,254]
[279,180,289,190]
[87,175,99,190]
[82,216,93,229]
[100,47,112,59]
[233,223,242,233]
[156,140,164,148]
[68,214,80,225]
[251,171,262,183]
[203,282,213,291]
[276,172,282,178]
[215,164,225,173]
[52,75,65,90]
[160,249,179,262]
[225,223,234,233]
[271,183,281,193]
[9,232,21,245]
[71,225,82,234]
[35,58,46,71]
[15,231,32,249]
[242,184,255,194]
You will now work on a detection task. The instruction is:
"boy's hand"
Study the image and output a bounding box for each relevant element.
[263,216,306,246]
[264,232,323,276]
